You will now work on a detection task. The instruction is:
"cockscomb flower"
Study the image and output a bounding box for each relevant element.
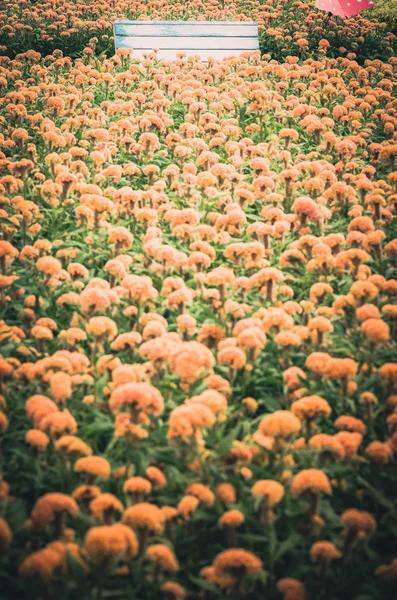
[122,503,165,536]
[19,542,67,582]
[161,581,186,600]
[335,416,366,435]
[74,456,111,483]
[251,479,284,524]
[31,493,78,537]
[123,477,152,503]
[185,483,215,507]
[291,395,331,437]
[55,435,92,459]
[109,382,164,420]
[310,541,341,576]
[0,518,12,550]
[212,548,263,581]
[146,466,167,489]
[84,523,138,566]
[334,431,362,459]
[277,578,306,600]
[89,494,124,524]
[365,441,393,465]
[218,510,245,530]
[291,470,332,498]
[291,469,331,522]
[146,544,179,573]
[258,411,301,442]
[216,483,237,505]
[25,429,49,452]
[340,509,377,553]
[309,434,345,461]
[361,318,390,344]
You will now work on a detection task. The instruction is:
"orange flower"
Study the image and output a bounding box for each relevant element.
[216,483,236,505]
[31,493,78,530]
[19,542,66,581]
[291,395,331,421]
[259,411,301,440]
[305,352,331,376]
[146,466,167,489]
[324,358,358,381]
[169,342,215,384]
[145,544,179,572]
[335,416,366,435]
[310,541,341,562]
[25,429,49,452]
[333,431,362,459]
[291,469,332,497]
[309,434,345,460]
[177,495,200,520]
[55,435,92,459]
[89,494,124,523]
[185,483,215,506]
[340,509,377,540]
[218,510,245,529]
[251,480,284,505]
[122,503,165,535]
[74,456,111,481]
[109,382,164,418]
[213,549,263,577]
[84,524,138,565]
[361,318,390,343]
[0,518,12,550]
[365,441,393,465]
[161,581,186,600]
[123,476,152,499]
[277,578,306,600]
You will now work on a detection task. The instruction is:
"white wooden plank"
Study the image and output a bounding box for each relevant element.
[123,48,260,61]
[115,36,259,50]
[114,22,258,38]
[114,20,258,25]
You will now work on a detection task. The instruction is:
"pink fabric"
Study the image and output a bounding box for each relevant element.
[315,0,374,17]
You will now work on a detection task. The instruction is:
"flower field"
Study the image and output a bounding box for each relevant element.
[0,1,397,599]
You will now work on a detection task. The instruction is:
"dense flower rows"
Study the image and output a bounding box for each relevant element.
[0,11,397,600]
[0,0,395,61]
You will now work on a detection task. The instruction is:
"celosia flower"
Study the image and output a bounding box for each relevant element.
[146,544,179,572]
[84,524,138,566]
[340,509,377,553]
[122,503,165,535]
[259,411,301,441]
[89,494,124,524]
[213,548,263,578]
[31,493,78,537]
[291,469,331,522]
[0,518,12,550]
[74,456,111,482]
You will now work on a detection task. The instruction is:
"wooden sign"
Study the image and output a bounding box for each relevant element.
[113,20,259,62]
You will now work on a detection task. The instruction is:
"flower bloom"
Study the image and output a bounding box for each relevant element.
[291,469,332,497]
[145,544,179,572]
[122,503,165,535]
[84,524,138,565]
[259,411,301,440]
[310,541,341,562]
[212,549,263,577]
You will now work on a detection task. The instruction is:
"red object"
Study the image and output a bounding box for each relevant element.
[315,0,374,18]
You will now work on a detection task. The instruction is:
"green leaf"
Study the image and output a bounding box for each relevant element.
[190,577,222,595]
[274,533,301,561]
[356,476,396,513]
[216,423,241,456]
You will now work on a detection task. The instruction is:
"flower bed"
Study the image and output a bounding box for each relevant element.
[0,0,395,62]
[0,12,397,600]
